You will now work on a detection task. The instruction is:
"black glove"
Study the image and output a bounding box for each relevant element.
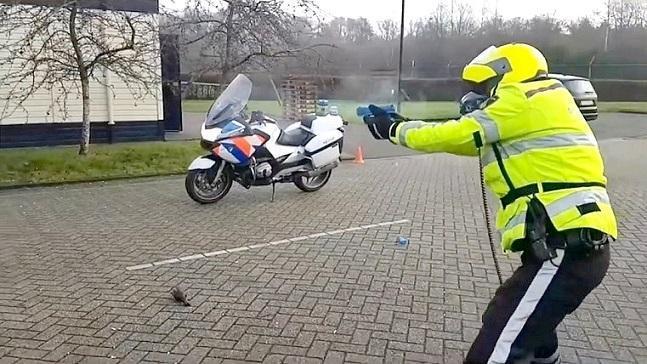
[363,104,401,140]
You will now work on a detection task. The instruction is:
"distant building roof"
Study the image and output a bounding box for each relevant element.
[0,0,158,13]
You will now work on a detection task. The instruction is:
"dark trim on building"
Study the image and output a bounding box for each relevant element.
[160,33,183,132]
[1,0,159,13]
[0,120,165,148]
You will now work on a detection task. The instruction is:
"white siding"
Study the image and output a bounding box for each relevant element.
[0,7,162,125]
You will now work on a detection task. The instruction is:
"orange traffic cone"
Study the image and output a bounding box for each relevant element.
[354,146,365,164]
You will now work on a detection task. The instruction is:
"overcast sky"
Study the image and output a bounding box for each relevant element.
[316,0,607,22]
[162,0,608,22]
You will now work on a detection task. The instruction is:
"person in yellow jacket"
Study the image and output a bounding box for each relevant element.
[364,43,617,364]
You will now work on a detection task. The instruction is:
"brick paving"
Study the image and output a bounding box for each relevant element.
[1,153,646,363]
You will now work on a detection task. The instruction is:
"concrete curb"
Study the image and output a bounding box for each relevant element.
[0,172,185,192]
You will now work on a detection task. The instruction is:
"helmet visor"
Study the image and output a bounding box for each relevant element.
[469,46,498,65]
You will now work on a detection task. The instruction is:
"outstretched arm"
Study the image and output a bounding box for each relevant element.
[388,85,528,156]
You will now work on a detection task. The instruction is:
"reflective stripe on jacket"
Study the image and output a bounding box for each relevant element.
[391,79,618,252]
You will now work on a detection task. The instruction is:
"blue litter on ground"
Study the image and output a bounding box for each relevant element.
[396,236,410,246]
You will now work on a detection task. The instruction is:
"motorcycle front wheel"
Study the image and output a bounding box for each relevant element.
[185,167,233,204]
[294,170,332,192]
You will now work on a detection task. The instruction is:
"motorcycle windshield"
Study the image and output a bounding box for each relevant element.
[205,74,253,127]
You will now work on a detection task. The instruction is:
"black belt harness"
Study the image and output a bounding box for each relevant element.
[478,141,607,209]
[500,181,607,209]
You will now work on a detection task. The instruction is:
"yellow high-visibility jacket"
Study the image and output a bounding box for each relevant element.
[391,79,618,252]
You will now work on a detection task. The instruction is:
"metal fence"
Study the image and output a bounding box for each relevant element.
[433,64,647,80]
[182,82,221,99]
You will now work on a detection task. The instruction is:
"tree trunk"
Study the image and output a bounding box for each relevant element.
[222,3,235,86]
[78,75,91,155]
[69,5,91,155]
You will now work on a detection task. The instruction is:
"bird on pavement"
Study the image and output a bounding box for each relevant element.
[170,286,191,306]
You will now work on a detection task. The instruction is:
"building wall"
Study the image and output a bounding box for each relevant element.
[0,4,165,147]
[0,72,163,126]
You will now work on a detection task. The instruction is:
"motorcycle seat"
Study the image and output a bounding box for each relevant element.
[277,127,314,146]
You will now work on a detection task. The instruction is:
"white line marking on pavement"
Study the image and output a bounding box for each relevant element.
[344,227,363,232]
[178,254,205,262]
[248,243,271,249]
[361,224,380,229]
[204,250,227,257]
[268,239,290,246]
[152,258,181,266]
[125,219,410,271]
[327,229,347,235]
[125,263,153,271]
[226,246,250,253]
[307,232,329,238]
[289,236,310,242]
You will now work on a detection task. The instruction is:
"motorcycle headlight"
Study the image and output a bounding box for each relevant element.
[200,139,218,150]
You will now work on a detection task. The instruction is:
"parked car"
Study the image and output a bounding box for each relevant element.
[549,73,599,121]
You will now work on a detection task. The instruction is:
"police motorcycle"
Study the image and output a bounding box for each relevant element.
[186,74,345,204]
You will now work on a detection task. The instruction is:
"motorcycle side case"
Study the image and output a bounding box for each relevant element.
[308,115,344,134]
[304,129,343,168]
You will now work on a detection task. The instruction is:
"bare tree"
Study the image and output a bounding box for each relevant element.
[429,1,449,39]
[408,19,426,39]
[377,19,398,41]
[168,0,327,82]
[345,18,375,44]
[606,0,647,29]
[0,1,160,154]
[452,2,475,36]
[320,17,374,43]
[427,0,476,37]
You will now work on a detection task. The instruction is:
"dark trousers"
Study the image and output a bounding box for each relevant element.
[464,246,610,364]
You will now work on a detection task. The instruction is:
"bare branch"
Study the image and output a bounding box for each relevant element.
[86,14,136,73]
[68,4,86,75]
[173,0,321,78]
[228,43,335,69]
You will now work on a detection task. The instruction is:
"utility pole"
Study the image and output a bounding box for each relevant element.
[604,0,611,52]
[396,0,406,112]
[494,0,499,20]
[604,24,609,52]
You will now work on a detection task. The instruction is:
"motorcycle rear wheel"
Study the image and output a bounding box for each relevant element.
[294,170,332,192]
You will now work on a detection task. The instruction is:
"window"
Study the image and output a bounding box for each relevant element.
[565,80,596,94]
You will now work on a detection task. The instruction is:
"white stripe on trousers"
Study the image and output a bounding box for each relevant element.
[488,250,566,364]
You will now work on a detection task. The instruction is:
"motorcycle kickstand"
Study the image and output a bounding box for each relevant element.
[271,182,276,203]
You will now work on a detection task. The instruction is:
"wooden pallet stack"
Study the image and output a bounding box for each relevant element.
[281,76,317,122]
